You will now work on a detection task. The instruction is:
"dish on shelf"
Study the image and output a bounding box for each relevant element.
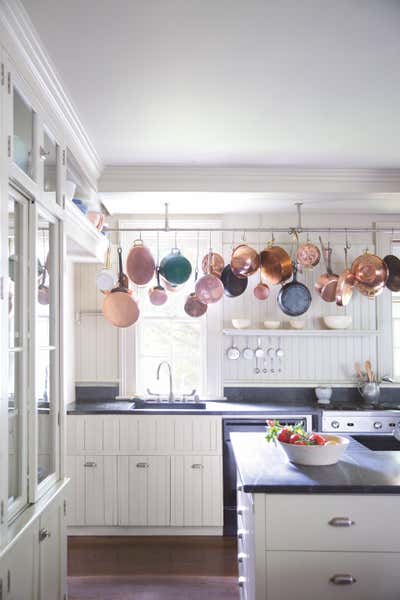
[263,320,281,329]
[231,318,251,329]
[323,315,352,330]
[289,319,306,329]
[278,434,349,466]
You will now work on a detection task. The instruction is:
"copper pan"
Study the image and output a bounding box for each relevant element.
[314,237,339,302]
[355,279,385,299]
[201,251,224,278]
[102,247,140,328]
[296,241,321,269]
[260,243,292,285]
[336,246,356,307]
[230,244,260,278]
[351,252,388,288]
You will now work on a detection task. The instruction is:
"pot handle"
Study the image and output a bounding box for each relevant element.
[117,247,124,286]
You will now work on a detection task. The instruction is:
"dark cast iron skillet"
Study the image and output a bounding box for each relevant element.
[277,264,312,316]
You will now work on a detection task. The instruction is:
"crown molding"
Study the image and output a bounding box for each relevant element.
[99,165,400,194]
[0,0,102,188]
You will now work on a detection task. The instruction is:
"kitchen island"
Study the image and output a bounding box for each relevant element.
[231,432,400,600]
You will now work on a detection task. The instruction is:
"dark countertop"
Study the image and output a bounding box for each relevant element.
[231,432,400,494]
[66,399,320,416]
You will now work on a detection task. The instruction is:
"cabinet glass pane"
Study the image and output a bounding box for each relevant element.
[8,196,26,504]
[13,88,34,178]
[43,131,58,204]
[36,214,57,484]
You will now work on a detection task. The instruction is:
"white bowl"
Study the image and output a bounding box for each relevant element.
[263,320,281,330]
[278,434,349,466]
[232,319,251,329]
[289,319,306,330]
[323,315,352,330]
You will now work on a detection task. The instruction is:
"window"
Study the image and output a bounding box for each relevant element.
[392,244,400,379]
[122,221,221,397]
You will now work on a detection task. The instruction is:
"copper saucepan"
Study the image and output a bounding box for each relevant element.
[260,243,292,285]
[351,251,388,289]
[102,247,140,328]
[315,237,339,302]
[336,245,355,307]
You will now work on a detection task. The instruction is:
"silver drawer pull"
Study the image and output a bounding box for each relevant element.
[136,462,149,468]
[191,463,203,469]
[39,528,51,542]
[237,528,246,539]
[84,461,97,468]
[238,552,247,563]
[328,517,355,527]
[238,576,246,588]
[330,574,356,585]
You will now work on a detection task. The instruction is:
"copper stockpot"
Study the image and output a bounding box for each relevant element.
[230,244,260,278]
[314,237,339,302]
[351,252,388,289]
[260,244,292,285]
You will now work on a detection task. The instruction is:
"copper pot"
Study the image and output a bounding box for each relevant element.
[296,241,321,269]
[103,247,140,328]
[351,252,388,289]
[201,252,224,278]
[336,246,355,307]
[126,239,155,286]
[184,293,208,317]
[355,279,386,299]
[314,238,339,302]
[230,244,260,278]
[260,244,292,285]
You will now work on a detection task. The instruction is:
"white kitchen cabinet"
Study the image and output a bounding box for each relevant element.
[66,455,117,526]
[67,415,119,453]
[4,521,37,600]
[171,455,223,527]
[118,456,170,526]
[174,416,222,452]
[38,495,66,600]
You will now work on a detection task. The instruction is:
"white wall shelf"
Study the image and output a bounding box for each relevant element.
[223,329,383,337]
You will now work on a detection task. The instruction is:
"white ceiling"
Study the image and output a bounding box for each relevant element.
[21,0,400,168]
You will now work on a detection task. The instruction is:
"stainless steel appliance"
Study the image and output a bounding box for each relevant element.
[322,410,400,434]
[223,414,313,536]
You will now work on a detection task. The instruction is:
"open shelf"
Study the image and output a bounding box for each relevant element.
[223,328,383,337]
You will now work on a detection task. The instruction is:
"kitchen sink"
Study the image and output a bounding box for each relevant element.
[130,400,206,410]
[351,435,400,451]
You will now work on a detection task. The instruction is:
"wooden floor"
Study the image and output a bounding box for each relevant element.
[68,536,239,600]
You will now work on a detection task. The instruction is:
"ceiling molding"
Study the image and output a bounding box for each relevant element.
[99,165,400,194]
[0,0,102,187]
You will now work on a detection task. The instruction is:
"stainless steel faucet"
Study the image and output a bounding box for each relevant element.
[156,361,174,402]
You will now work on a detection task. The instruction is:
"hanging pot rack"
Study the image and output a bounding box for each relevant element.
[103,202,400,235]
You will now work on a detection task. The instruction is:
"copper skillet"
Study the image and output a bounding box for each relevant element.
[315,237,339,302]
[336,245,356,307]
[260,242,292,285]
[351,251,388,292]
[102,247,140,328]
[384,255,400,292]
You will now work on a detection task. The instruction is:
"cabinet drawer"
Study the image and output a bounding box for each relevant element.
[266,551,400,600]
[266,495,400,551]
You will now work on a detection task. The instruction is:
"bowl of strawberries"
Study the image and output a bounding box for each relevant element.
[266,420,349,466]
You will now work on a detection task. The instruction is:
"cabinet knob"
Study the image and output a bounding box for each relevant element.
[328,517,355,527]
[191,463,203,469]
[39,528,51,542]
[238,576,246,588]
[330,574,356,585]
[136,462,149,468]
[237,552,247,563]
[84,462,97,468]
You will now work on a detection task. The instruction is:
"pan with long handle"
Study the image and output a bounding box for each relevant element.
[383,255,400,292]
[315,237,339,302]
[103,247,140,328]
[336,245,355,307]
[277,264,312,316]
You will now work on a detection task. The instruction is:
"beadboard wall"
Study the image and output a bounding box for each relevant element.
[71,214,395,389]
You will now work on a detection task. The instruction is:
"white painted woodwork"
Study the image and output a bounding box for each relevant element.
[38,495,66,600]
[265,494,400,552]
[118,455,170,526]
[174,416,222,453]
[119,416,140,451]
[171,455,223,527]
[65,455,85,526]
[266,551,400,600]
[67,416,119,453]
[4,521,37,600]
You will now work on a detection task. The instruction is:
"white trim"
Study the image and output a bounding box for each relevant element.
[99,165,400,194]
[0,0,102,188]
[68,526,223,537]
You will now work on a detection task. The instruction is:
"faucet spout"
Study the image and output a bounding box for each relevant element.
[156,361,174,402]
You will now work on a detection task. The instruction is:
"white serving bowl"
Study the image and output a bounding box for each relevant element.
[232,318,251,329]
[323,315,352,330]
[289,319,306,329]
[263,320,281,330]
[278,434,349,466]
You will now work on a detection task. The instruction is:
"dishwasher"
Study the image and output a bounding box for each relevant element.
[223,414,313,536]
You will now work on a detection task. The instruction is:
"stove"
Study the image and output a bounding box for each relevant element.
[322,410,400,433]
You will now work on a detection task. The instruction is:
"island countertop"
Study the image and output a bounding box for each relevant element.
[231,432,400,494]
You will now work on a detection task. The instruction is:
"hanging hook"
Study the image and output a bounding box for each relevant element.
[242,230,247,242]
[209,230,212,252]
[174,230,177,249]
[164,202,169,232]
[195,231,200,281]
[345,228,351,250]
[294,201,303,233]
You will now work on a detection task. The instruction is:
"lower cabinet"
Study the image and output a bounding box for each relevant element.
[118,456,170,526]
[171,455,223,527]
[38,494,67,600]
[66,455,117,526]
[3,521,37,600]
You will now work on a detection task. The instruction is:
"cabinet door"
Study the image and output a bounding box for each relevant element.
[65,455,85,526]
[118,456,170,526]
[4,521,37,600]
[171,455,222,527]
[84,455,117,526]
[38,497,66,600]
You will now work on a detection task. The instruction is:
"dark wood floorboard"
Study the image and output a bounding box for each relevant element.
[68,536,239,600]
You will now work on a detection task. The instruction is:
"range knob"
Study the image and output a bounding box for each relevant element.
[331,420,340,429]
[373,421,383,430]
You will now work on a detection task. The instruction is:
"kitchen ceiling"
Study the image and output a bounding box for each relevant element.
[20,0,400,169]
